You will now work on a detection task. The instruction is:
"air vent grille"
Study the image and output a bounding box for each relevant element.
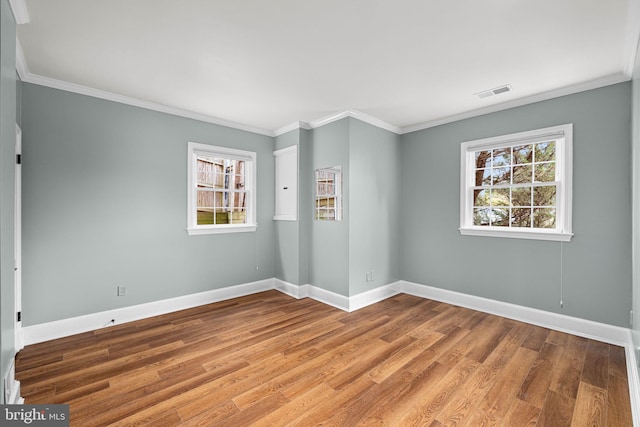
[476,84,512,99]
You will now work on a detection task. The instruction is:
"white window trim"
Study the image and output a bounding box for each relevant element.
[187,141,257,235]
[459,123,573,242]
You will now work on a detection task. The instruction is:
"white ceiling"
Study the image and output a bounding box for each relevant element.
[13,0,640,136]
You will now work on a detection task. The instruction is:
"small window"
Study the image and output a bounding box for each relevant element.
[187,142,256,235]
[460,124,573,241]
[315,167,342,221]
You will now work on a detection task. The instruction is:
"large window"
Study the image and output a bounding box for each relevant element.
[187,142,256,235]
[460,124,573,241]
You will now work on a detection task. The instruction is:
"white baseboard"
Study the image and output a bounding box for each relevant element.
[399,280,630,346]
[24,278,631,346]
[624,331,640,427]
[349,282,402,311]
[273,279,402,312]
[17,277,640,424]
[23,278,273,346]
[274,279,350,311]
[3,360,23,405]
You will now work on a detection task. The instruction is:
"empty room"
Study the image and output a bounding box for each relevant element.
[2,0,640,425]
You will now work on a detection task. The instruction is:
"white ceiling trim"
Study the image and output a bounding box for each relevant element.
[624,0,640,77]
[19,71,275,137]
[8,0,29,25]
[275,109,402,137]
[274,121,310,137]
[401,72,630,135]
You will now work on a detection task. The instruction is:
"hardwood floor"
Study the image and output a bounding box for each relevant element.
[15,291,633,426]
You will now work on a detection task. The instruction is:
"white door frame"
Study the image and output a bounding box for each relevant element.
[14,124,23,352]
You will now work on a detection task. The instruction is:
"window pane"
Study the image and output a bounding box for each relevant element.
[492,148,511,167]
[473,208,490,226]
[475,150,491,169]
[475,168,491,186]
[492,167,511,185]
[534,163,555,182]
[513,145,533,164]
[197,190,214,209]
[197,157,215,187]
[197,210,215,225]
[491,208,510,227]
[511,208,531,227]
[533,186,556,207]
[474,189,490,207]
[535,141,555,162]
[533,208,556,228]
[316,197,336,209]
[512,187,531,206]
[492,188,510,206]
[513,165,532,184]
[229,208,247,224]
[318,209,335,220]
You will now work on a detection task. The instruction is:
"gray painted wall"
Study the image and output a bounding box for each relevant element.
[275,119,401,297]
[14,51,635,335]
[20,83,275,326]
[0,0,17,399]
[309,119,350,295]
[401,82,632,327]
[348,118,401,295]
[298,129,312,286]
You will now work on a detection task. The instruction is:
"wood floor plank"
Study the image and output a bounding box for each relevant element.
[607,374,633,427]
[609,344,628,378]
[517,341,564,408]
[582,345,610,390]
[478,346,539,418]
[247,383,334,426]
[14,290,633,426]
[285,375,376,426]
[434,365,497,426]
[502,398,541,426]
[381,357,478,426]
[367,330,444,384]
[571,381,607,426]
[537,390,575,427]
[549,335,587,399]
[358,361,452,425]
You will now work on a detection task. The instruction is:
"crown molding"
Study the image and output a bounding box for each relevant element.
[16,69,631,139]
[8,0,29,24]
[307,109,402,134]
[20,72,275,137]
[401,72,630,135]
[274,109,402,137]
[348,110,402,135]
[624,0,640,77]
[274,121,311,137]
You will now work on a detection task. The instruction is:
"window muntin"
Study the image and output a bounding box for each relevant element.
[187,142,256,235]
[460,124,573,241]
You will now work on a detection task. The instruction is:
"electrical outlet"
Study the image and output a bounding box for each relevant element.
[117,286,126,296]
[365,271,374,282]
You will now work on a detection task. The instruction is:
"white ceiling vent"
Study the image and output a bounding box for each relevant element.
[476,84,513,99]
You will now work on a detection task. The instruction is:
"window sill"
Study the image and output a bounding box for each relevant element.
[187,224,257,235]
[459,227,573,242]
